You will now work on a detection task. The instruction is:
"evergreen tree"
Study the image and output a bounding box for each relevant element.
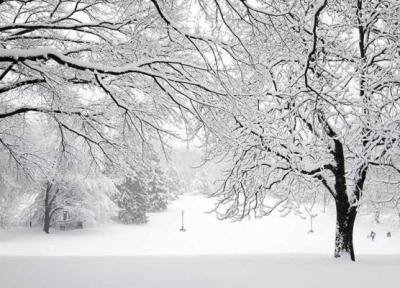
[146,166,169,212]
[113,175,148,224]
[165,167,185,200]
[109,151,184,221]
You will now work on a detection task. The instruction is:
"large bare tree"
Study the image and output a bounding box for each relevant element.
[197,0,400,261]
[0,0,229,167]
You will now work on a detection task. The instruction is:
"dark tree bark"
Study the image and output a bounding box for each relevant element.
[334,199,357,261]
[330,135,368,261]
[330,134,362,261]
[43,181,59,234]
[43,205,51,234]
[43,182,52,234]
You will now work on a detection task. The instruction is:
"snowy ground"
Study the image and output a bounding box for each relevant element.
[0,194,398,256]
[0,194,399,287]
[1,255,400,288]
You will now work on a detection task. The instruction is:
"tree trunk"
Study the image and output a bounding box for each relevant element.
[334,200,357,261]
[43,181,52,234]
[43,205,51,234]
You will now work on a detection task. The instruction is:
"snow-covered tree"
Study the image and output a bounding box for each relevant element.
[0,0,228,171]
[28,169,116,233]
[190,171,213,195]
[112,174,148,224]
[22,122,118,233]
[362,166,400,224]
[146,165,169,212]
[165,166,185,199]
[0,171,22,227]
[0,2,227,229]
[191,0,400,261]
[109,148,183,223]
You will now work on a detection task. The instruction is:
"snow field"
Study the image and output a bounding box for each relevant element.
[1,194,399,288]
[0,255,399,288]
[0,194,399,256]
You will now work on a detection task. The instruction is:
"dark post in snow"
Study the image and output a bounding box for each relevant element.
[180,210,186,232]
[308,215,315,234]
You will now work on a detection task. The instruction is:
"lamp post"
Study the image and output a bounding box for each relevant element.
[180,210,186,232]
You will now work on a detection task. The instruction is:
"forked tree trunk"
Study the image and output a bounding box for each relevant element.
[334,200,357,261]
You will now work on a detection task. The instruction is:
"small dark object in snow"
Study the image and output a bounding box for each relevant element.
[77,221,83,229]
[387,232,391,238]
[367,230,376,240]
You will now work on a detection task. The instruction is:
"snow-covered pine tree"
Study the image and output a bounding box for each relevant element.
[165,166,185,200]
[113,175,148,224]
[146,165,169,212]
